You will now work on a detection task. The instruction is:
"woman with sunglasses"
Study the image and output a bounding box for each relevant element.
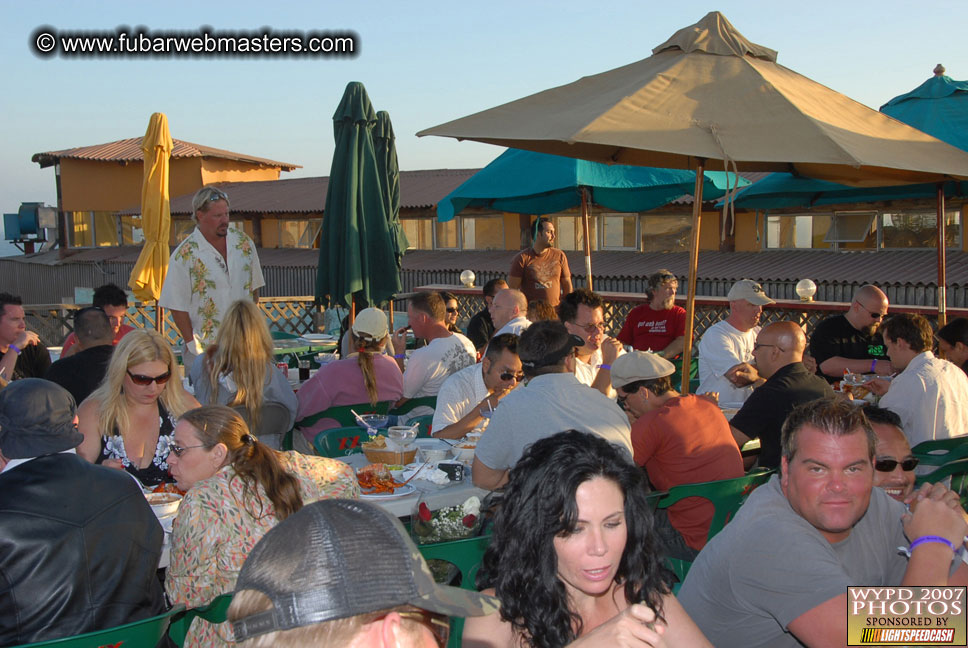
[190,300,297,432]
[165,405,359,648]
[464,430,710,648]
[77,329,199,487]
[441,291,461,333]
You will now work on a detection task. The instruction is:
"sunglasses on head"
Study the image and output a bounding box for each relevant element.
[874,457,919,472]
[500,370,525,382]
[126,369,172,386]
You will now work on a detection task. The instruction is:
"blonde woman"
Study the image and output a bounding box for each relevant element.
[77,329,199,486]
[165,405,358,647]
[295,308,403,451]
[190,300,297,431]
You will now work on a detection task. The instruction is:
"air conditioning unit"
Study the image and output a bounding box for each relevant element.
[3,202,56,240]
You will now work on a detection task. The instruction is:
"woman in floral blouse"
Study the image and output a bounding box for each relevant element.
[77,329,198,486]
[165,405,359,647]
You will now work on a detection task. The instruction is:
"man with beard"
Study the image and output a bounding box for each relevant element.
[617,270,686,359]
[809,285,893,383]
[508,217,572,307]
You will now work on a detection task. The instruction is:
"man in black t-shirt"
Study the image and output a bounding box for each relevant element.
[809,285,892,383]
[0,293,50,381]
[731,321,833,468]
[466,278,508,351]
[45,306,114,405]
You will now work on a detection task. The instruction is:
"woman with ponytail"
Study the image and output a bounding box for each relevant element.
[294,308,403,453]
[165,405,359,647]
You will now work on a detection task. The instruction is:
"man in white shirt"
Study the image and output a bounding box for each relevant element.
[390,292,476,406]
[559,288,623,396]
[159,186,265,374]
[431,333,522,440]
[489,288,531,338]
[697,279,774,405]
[869,313,968,447]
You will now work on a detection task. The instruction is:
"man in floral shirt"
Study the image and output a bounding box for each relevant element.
[160,186,265,373]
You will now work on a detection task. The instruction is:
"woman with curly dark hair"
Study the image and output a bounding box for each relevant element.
[463,430,710,648]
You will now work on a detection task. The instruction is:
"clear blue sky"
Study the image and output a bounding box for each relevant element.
[1,0,964,252]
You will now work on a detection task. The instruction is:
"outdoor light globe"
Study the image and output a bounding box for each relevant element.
[796,278,817,301]
[460,270,476,287]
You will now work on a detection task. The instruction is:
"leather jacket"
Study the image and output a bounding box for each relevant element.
[0,453,165,646]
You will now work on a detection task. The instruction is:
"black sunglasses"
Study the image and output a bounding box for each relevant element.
[446,307,459,314]
[500,371,525,382]
[127,369,172,386]
[874,457,919,472]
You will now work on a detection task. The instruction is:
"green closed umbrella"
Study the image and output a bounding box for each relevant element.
[316,82,401,310]
[373,110,409,270]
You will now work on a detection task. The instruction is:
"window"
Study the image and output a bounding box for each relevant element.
[120,215,144,245]
[402,219,433,249]
[823,212,876,245]
[461,216,504,250]
[601,213,639,249]
[170,220,195,246]
[435,219,459,249]
[70,211,121,247]
[641,214,692,252]
[553,215,596,251]
[262,219,322,248]
[765,214,833,250]
[881,209,961,249]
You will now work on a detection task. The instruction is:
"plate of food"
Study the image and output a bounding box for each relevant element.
[303,333,336,342]
[357,463,416,499]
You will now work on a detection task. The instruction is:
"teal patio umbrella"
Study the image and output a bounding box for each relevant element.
[374,110,409,270]
[316,82,402,312]
[438,148,748,287]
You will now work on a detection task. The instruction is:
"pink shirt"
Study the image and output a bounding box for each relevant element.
[295,354,403,443]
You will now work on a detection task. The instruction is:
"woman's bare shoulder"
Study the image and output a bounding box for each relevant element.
[462,588,518,648]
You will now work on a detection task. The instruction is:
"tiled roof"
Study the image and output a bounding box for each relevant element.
[14,246,964,287]
[122,169,482,215]
[31,137,300,171]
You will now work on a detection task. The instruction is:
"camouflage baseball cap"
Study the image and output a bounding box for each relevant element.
[231,499,499,641]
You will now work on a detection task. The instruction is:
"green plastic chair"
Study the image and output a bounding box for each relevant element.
[916,458,968,509]
[389,395,438,416]
[418,534,491,648]
[11,605,185,648]
[653,469,775,582]
[408,414,435,438]
[284,402,392,450]
[168,593,233,646]
[911,437,968,467]
[313,426,369,458]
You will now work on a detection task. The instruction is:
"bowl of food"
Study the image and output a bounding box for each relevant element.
[145,492,182,517]
[450,440,477,463]
[418,447,449,464]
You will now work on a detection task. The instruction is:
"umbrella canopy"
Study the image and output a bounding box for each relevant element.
[419,12,968,186]
[128,112,173,302]
[436,148,749,221]
[881,66,968,152]
[316,82,402,310]
[373,110,409,270]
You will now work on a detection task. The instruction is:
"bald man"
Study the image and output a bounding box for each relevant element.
[809,284,893,383]
[490,288,531,338]
[730,321,834,468]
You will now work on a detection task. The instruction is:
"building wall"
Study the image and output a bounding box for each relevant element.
[200,159,282,184]
[734,211,763,252]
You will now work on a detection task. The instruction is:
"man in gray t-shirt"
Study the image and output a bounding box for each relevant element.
[678,397,968,648]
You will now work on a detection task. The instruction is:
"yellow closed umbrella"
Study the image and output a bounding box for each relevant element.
[129,112,173,303]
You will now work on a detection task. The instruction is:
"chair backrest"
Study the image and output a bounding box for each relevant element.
[314,426,368,458]
[655,469,775,544]
[167,593,233,647]
[418,534,491,648]
[12,605,185,648]
[296,401,392,430]
[408,414,435,438]
[232,402,292,450]
[389,395,438,416]
[911,437,968,466]
[916,458,968,509]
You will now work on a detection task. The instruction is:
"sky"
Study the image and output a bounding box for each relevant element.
[1,0,964,255]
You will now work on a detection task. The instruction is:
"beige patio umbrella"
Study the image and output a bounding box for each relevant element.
[420,11,968,392]
[129,113,173,332]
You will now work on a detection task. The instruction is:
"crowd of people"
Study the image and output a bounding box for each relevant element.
[2,190,968,647]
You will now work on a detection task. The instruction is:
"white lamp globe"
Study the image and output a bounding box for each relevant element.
[795,278,817,301]
[460,270,476,287]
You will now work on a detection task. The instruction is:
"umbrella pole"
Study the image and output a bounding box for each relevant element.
[680,160,706,396]
[937,183,947,329]
[580,187,593,291]
[155,302,163,333]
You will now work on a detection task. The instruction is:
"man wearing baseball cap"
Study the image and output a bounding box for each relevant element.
[611,352,743,560]
[472,320,632,490]
[228,498,498,647]
[697,279,774,405]
[0,379,164,645]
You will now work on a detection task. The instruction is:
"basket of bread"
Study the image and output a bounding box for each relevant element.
[362,434,418,465]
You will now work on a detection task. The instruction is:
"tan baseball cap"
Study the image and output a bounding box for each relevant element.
[727,279,774,306]
[351,307,389,340]
[610,351,676,389]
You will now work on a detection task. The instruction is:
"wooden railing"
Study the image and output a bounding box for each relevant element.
[24,291,967,349]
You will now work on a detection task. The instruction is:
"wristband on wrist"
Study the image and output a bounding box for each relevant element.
[598,364,611,370]
[870,359,878,374]
[8,343,21,355]
[902,535,956,557]
[394,353,406,359]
